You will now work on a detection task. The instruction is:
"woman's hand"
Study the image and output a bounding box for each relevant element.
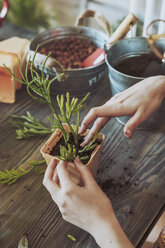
[79,76,165,146]
[43,158,113,233]
[43,158,134,248]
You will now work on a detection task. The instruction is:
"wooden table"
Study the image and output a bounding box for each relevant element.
[0,22,165,248]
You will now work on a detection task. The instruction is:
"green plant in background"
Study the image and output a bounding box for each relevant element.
[111,17,143,36]
[4,47,98,163]
[7,0,56,31]
[136,19,144,36]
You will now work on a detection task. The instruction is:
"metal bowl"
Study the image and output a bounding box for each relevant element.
[29,26,109,96]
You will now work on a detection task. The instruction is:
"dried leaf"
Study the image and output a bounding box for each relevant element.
[17,235,28,248]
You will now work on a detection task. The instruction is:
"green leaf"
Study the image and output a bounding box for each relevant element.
[59,144,77,161]
[66,132,70,142]
[60,145,65,157]
[79,133,98,153]
[66,92,70,105]
[78,92,90,107]
[28,159,45,166]
[60,95,64,109]
[67,234,76,242]
[79,155,89,161]
[57,95,61,108]
[71,98,78,112]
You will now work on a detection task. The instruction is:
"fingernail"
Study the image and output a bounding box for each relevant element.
[124,129,131,138]
[78,126,83,134]
[79,123,87,134]
[74,157,83,165]
[74,157,80,162]
[80,142,85,147]
[80,136,87,147]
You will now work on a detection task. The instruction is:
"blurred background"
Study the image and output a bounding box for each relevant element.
[1,0,165,36]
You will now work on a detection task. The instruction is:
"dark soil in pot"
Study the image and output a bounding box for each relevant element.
[50,133,101,164]
[114,52,165,77]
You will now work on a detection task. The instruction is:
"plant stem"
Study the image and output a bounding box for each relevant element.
[60,105,78,145]
[48,101,67,143]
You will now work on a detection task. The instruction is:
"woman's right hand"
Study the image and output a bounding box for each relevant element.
[43,158,134,248]
[79,76,165,146]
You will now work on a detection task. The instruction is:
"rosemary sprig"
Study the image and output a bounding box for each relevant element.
[57,144,77,161]
[28,159,46,166]
[10,111,54,139]
[4,45,67,141]
[56,92,90,145]
[4,47,98,164]
[79,133,98,154]
[0,167,33,185]
[28,159,46,175]
[0,159,46,185]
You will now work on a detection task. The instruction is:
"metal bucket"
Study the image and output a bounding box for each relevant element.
[29,26,109,96]
[105,37,165,129]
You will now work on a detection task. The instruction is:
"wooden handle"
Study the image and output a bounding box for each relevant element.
[27,50,66,81]
[146,19,165,37]
[75,9,111,36]
[146,19,165,60]
[109,13,138,45]
[146,37,164,60]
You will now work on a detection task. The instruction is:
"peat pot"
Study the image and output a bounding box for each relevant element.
[30,26,109,97]
[105,37,165,129]
[40,123,105,185]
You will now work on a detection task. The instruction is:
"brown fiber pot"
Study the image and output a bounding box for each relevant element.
[40,123,105,185]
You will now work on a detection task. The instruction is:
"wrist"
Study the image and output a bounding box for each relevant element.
[91,211,134,248]
[154,76,165,98]
[159,76,165,98]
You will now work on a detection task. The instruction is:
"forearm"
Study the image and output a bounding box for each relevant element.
[91,212,134,248]
[151,76,165,99]
[157,76,165,98]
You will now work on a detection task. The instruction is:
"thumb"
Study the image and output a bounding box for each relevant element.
[123,109,147,138]
[74,157,97,187]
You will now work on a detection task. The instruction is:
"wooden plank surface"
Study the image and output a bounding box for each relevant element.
[0,73,165,248]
